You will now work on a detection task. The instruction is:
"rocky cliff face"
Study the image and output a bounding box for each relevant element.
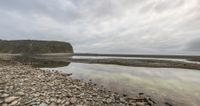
[0,40,73,54]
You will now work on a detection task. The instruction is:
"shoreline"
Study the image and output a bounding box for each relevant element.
[0,60,155,106]
[71,58,200,70]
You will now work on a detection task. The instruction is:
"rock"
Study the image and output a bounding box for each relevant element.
[0,100,3,104]
[56,99,62,104]
[16,92,25,96]
[120,98,125,103]
[2,103,8,106]
[9,100,18,106]
[0,63,155,106]
[0,90,4,93]
[29,101,41,105]
[49,102,56,106]
[50,98,56,102]
[5,96,18,103]
[106,98,112,103]
[129,102,137,106]
[70,97,77,104]
[39,102,48,106]
[79,93,84,96]
[1,94,9,97]
[65,101,70,105]
[105,95,109,98]
[136,102,145,106]
[61,100,66,104]
[45,99,50,104]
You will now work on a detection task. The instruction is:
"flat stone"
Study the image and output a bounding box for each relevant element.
[136,102,145,106]
[0,90,4,93]
[106,98,112,103]
[5,96,18,103]
[2,103,8,106]
[65,101,70,105]
[70,97,77,104]
[9,100,18,106]
[56,99,62,103]
[49,103,56,106]
[1,94,9,97]
[39,102,48,106]
[16,92,25,96]
[0,100,3,104]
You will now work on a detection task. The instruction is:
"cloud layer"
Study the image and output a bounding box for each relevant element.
[0,0,200,55]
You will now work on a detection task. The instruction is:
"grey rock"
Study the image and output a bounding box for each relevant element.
[0,90,4,93]
[106,98,112,103]
[39,102,48,106]
[5,96,18,103]
[65,101,70,105]
[0,100,3,104]
[136,102,145,106]
[0,63,154,106]
[9,100,18,106]
[49,103,56,106]
[1,94,9,97]
[16,92,25,96]
[2,103,8,106]
[56,99,62,104]
[70,97,77,104]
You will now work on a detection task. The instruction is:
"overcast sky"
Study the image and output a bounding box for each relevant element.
[0,0,200,55]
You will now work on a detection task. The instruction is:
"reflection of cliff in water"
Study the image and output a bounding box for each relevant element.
[15,55,71,68]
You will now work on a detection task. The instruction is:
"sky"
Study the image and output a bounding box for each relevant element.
[0,0,200,55]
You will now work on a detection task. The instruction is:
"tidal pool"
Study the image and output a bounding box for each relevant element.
[42,63,200,106]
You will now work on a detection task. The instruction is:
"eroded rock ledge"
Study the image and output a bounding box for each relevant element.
[0,61,155,106]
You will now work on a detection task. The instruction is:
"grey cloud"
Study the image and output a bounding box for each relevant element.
[186,38,200,51]
[0,0,199,55]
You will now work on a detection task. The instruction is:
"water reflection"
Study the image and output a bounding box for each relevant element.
[42,63,200,106]
[15,55,70,68]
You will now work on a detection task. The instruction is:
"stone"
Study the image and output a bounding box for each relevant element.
[129,103,137,106]
[29,101,41,105]
[70,97,77,104]
[106,98,112,103]
[9,100,18,106]
[0,63,154,106]
[65,101,70,105]
[0,90,4,93]
[2,103,8,106]
[136,102,145,106]
[0,100,3,104]
[49,103,56,106]
[50,98,56,102]
[56,99,62,104]
[5,96,18,103]
[120,98,125,103]
[1,94,9,97]
[39,102,48,106]
[16,92,25,96]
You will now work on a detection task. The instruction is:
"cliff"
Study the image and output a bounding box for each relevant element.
[0,40,73,54]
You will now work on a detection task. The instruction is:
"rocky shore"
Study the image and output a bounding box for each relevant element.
[0,60,155,106]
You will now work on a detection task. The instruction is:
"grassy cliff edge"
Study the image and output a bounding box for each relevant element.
[0,40,73,54]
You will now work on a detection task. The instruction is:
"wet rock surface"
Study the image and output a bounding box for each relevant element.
[0,61,155,106]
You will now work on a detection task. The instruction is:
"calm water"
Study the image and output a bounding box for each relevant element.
[42,63,200,106]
